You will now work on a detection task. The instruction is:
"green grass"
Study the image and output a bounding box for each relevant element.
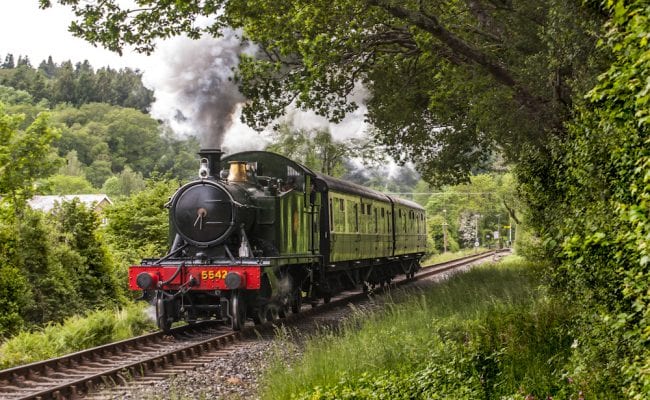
[260,256,581,399]
[0,302,155,369]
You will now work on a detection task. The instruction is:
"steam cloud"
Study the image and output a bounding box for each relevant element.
[143,29,254,149]
[142,30,375,154]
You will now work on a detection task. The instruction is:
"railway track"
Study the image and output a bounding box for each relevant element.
[0,249,507,400]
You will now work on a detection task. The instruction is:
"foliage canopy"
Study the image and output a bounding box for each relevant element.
[40,0,605,183]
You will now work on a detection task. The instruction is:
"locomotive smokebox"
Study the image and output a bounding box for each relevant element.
[198,148,224,179]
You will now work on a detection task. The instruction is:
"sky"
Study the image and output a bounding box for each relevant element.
[0,1,148,69]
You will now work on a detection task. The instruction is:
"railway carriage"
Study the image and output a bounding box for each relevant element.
[129,149,426,331]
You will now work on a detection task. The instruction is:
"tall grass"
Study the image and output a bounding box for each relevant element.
[0,302,155,369]
[261,257,580,399]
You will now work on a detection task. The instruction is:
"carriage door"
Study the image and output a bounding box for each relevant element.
[305,175,320,254]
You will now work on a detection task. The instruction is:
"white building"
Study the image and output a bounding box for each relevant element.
[28,194,113,224]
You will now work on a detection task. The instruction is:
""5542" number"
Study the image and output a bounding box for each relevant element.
[201,270,228,280]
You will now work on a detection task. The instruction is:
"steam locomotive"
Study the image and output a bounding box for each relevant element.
[129,149,427,331]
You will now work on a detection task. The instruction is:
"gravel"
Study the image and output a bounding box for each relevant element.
[128,339,279,399]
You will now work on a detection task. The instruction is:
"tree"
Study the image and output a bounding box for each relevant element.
[73,60,96,105]
[16,56,32,68]
[1,55,153,111]
[13,209,85,325]
[423,173,512,252]
[43,175,96,194]
[58,150,86,177]
[0,207,31,336]
[103,180,179,262]
[38,56,57,78]
[0,103,61,210]
[101,167,146,198]
[52,199,124,308]
[52,61,76,104]
[2,54,14,69]
[265,123,351,176]
[86,159,113,188]
[101,107,163,175]
[113,68,154,112]
[0,85,33,105]
[153,131,201,181]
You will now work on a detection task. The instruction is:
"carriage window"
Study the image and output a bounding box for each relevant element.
[366,204,371,214]
[381,208,385,217]
[339,198,344,211]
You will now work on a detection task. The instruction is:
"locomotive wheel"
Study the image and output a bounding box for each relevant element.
[230,291,246,331]
[278,300,289,318]
[291,290,303,313]
[266,305,279,322]
[156,297,172,332]
[252,306,266,325]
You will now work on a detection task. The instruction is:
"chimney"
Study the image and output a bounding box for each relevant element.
[198,148,224,179]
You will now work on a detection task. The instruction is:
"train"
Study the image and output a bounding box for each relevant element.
[129,149,427,331]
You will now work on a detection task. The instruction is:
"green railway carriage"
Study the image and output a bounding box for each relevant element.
[314,172,426,296]
[392,197,428,257]
[129,150,427,331]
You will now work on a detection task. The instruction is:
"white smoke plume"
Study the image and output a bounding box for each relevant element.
[143,29,256,149]
[142,31,370,154]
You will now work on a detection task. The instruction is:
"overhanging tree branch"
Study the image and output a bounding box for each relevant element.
[366,0,544,112]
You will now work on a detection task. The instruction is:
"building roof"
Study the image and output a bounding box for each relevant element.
[28,194,113,212]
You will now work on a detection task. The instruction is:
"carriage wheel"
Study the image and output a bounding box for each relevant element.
[291,290,303,313]
[277,297,290,318]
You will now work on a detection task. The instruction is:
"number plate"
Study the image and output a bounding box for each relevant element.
[201,269,228,281]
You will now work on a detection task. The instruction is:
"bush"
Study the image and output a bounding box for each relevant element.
[515,2,650,397]
[103,179,178,264]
